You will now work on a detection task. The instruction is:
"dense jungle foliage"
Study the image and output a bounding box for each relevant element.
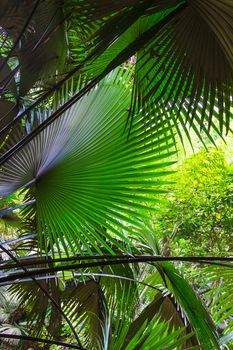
[0,1,233,349]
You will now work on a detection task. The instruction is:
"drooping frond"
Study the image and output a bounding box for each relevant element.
[83,0,233,138]
[194,266,233,347]
[145,262,220,349]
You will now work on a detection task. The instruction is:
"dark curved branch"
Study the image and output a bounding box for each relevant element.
[0,333,85,349]
[0,254,233,271]
[0,254,134,270]
[0,243,84,349]
[0,255,232,284]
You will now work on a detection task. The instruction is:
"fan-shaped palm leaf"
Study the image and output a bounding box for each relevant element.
[0,68,176,254]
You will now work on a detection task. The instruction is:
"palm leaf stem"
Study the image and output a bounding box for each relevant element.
[0,254,233,271]
[0,333,85,349]
[0,234,38,246]
[0,256,135,270]
[0,200,35,217]
[1,256,233,285]
[0,243,84,349]
[0,272,162,291]
[0,248,34,252]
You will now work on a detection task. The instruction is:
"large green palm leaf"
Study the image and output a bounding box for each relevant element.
[0,69,175,254]
[130,225,221,349]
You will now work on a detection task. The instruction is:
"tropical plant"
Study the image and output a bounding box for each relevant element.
[0,0,232,349]
[154,147,233,255]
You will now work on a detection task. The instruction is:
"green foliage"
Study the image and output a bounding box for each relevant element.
[0,193,23,238]
[154,148,233,255]
[0,1,232,350]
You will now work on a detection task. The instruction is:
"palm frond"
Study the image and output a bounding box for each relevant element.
[108,288,195,350]
[0,68,176,254]
[0,1,66,96]
[146,262,221,349]
[63,280,106,348]
[81,1,233,138]
[10,277,62,338]
[194,266,233,348]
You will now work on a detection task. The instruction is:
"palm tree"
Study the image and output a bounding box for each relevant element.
[0,1,232,349]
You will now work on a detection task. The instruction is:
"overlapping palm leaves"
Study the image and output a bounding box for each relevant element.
[0,1,233,349]
[70,0,233,136]
[0,0,232,159]
[0,230,224,350]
